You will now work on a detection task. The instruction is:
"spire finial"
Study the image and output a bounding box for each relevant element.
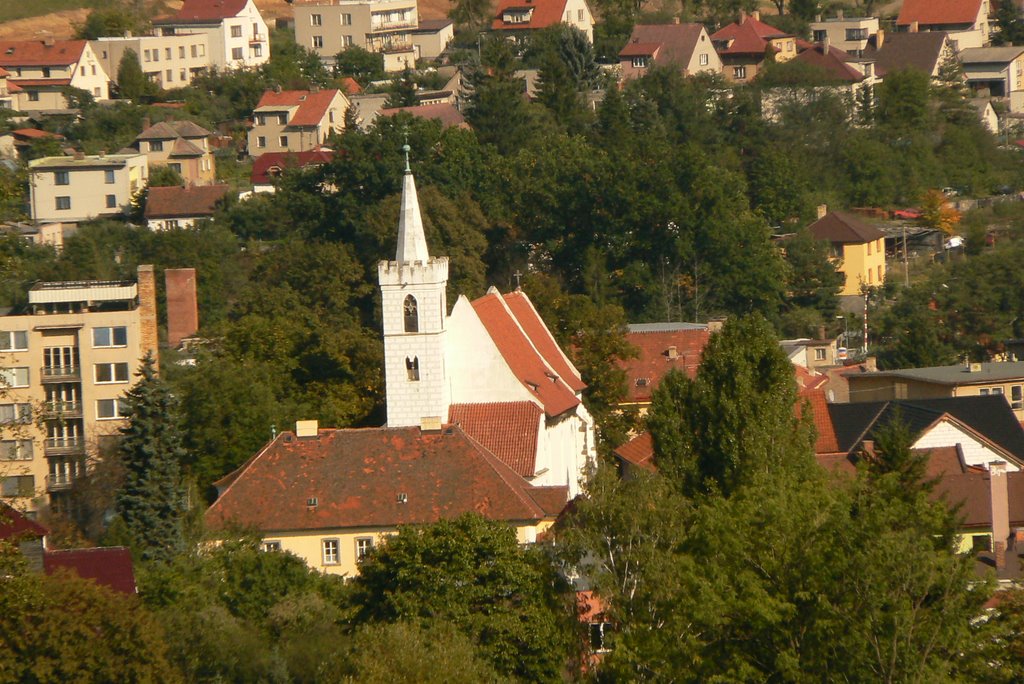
[401,126,410,173]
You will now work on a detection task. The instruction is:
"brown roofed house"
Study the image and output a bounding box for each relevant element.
[129,119,216,186]
[619,23,723,82]
[807,207,886,296]
[862,30,955,79]
[492,0,595,43]
[376,102,468,129]
[144,183,229,230]
[711,11,797,82]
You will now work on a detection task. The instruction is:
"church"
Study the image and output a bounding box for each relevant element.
[204,151,597,574]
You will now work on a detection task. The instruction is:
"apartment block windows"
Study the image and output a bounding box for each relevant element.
[846,28,868,41]
[180,69,187,81]
[1,475,34,497]
[166,69,173,82]
[179,46,186,58]
[232,47,244,60]
[96,398,128,420]
[54,171,69,185]
[733,66,747,79]
[342,13,353,25]
[55,197,71,211]
[343,36,354,47]
[322,539,339,565]
[312,36,324,48]
[311,13,323,25]
[252,44,263,57]
[231,25,243,38]
[93,327,128,348]
[356,537,373,561]
[0,367,29,388]
[0,403,32,424]
[165,47,172,60]
[0,440,32,461]
[191,44,198,58]
[95,362,129,384]
[104,169,115,184]
[0,331,28,351]
[144,49,151,62]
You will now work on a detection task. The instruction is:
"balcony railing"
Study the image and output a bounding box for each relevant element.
[46,473,74,492]
[43,401,82,418]
[250,34,265,44]
[40,365,80,382]
[370,20,417,31]
[44,437,84,455]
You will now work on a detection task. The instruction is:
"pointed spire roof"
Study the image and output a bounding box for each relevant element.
[395,144,430,263]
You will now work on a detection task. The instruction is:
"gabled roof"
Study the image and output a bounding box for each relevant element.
[711,16,790,55]
[471,289,582,418]
[619,24,707,66]
[163,0,250,23]
[794,44,866,82]
[251,149,335,185]
[0,40,87,67]
[205,426,568,533]
[492,0,570,31]
[377,102,468,129]
[897,0,984,27]
[144,184,229,219]
[808,210,885,244]
[136,120,212,141]
[503,290,586,393]
[43,547,137,594]
[8,128,63,140]
[168,137,205,158]
[450,401,543,477]
[339,76,362,95]
[864,31,949,76]
[619,327,710,403]
[7,78,72,88]
[799,388,841,454]
[613,431,656,472]
[0,502,47,540]
[254,89,344,127]
[960,46,1024,64]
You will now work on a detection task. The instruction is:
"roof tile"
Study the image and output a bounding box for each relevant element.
[144,184,229,219]
[450,401,543,477]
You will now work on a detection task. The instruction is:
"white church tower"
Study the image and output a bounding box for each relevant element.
[377,146,450,428]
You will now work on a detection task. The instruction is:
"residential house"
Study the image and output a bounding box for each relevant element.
[896,0,990,50]
[91,33,212,91]
[0,39,110,109]
[0,267,158,513]
[863,30,955,80]
[781,335,841,370]
[807,207,886,296]
[761,43,880,121]
[810,13,879,56]
[411,18,455,60]
[376,102,468,128]
[205,421,568,575]
[0,221,66,251]
[972,97,999,133]
[248,88,348,156]
[960,46,1024,111]
[128,119,216,186]
[616,322,711,413]
[28,153,148,224]
[144,184,229,230]
[152,0,270,70]
[846,361,1024,420]
[618,23,722,82]
[250,149,335,193]
[491,0,595,44]
[711,12,797,83]
[0,129,65,161]
[0,67,21,111]
[293,0,419,73]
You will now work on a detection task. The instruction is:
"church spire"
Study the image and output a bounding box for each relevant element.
[395,143,429,264]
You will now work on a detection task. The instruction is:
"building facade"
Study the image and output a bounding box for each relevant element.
[0,39,110,109]
[152,0,270,71]
[807,208,886,296]
[28,153,148,224]
[810,15,879,56]
[0,267,158,513]
[294,0,419,72]
[130,119,216,186]
[91,34,212,90]
[248,89,348,156]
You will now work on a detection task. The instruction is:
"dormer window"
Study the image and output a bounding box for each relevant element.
[635,377,649,387]
[632,56,649,68]
[403,295,418,332]
[503,7,534,23]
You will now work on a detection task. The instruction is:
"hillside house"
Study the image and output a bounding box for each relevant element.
[248,88,349,156]
[152,0,270,70]
[28,153,147,224]
[491,0,595,44]
[896,0,991,50]
[128,119,216,186]
[807,207,886,296]
[711,12,796,83]
[619,23,722,82]
[0,39,110,109]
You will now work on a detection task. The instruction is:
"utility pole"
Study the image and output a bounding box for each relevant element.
[902,223,909,286]
[862,292,869,353]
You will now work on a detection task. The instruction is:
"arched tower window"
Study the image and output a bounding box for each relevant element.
[406,356,420,381]
[403,295,418,333]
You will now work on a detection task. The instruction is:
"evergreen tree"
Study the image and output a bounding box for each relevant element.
[384,66,418,108]
[116,48,149,101]
[116,353,188,562]
[864,410,939,497]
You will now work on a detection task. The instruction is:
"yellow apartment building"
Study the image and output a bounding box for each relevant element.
[294,0,419,72]
[808,208,886,296]
[92,34,212,90]
[28,153,148,224]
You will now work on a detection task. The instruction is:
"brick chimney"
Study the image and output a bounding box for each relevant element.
[137,265,159,371]
[165,268,199,348]
[910,21,919,33]
[751,10,760,21]
[876,28,885,50]
[816,204,828,219]
[991,461,1010,570]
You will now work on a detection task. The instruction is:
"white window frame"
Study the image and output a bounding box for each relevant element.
[734,66,747,79]
[0,367,29,388]
[814,348,827,361]
[93,326,128,348]
[230,24,243,38]
[232,47,244,60]
[311,13,323,25]
[312,35,324,49]
[279,135,288,147]
[0,330,28,351]
[631,56,648,68]
[356,537,374,561]
[94,362,129,384]
[322,538,340,565]
[699,53,709,66]
[261,540,282,552]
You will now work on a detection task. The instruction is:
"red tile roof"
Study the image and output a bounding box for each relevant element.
[0,67,9,77]
[339,77,362,95]
[711,17,790,55]
[377,103,468,129]
[0,40,87,67]
[144,184,229,220]
[450,401,543,477]
[255,89,344,127]
[492,0,569,31]
[251,149,335,185]
[10,128,63,140]
[619,24,707,67]
[168,0,250,23]
[799,388,841,454]
[471,290,581,418]
[794,44,866,82]
[619,328,710,403]
[613,431,655,472]
[0,502,47,540]
[206,426,568,532]
[43,547,137,594]
[503,291,586,393]
[8,79,72,88]
[897,0,984,27]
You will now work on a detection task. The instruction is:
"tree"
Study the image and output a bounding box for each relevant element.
[334,46,384,84]
[782,226,844,323]
[148,165,185,188]
[449,0,491,32]
[262,28,332,89]
[349,513,578,681]
[116,49,151,101]
[115,353,188,562]
[919,188,961,236]
[75,4,147,39]
[993,0,1024,46]
[384,66,418,108]
[864,410,938,498]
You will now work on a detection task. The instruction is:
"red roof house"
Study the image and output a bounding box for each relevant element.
[144,184,230,230]
[43,547,137,594]
[897,0,989,39]
[491,0,595,42]
[248,89,349,157]
[618,323,711,407]
[711,12,797,82]
[618,23,723,82]
[250,149,335,189]
[376,102,468,129]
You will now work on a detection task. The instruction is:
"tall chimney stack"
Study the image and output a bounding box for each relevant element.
[165,268,199,347]
[991,461,1010,570]
[137,265,159,371]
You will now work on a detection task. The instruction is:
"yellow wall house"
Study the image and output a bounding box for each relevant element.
[205,421,568,577]
[808,208,886,296]
[29,153,148,224]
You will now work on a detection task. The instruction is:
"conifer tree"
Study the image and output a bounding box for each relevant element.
[116,48,148,101]
[115,353,188,562]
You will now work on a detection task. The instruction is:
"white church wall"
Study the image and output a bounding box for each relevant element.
[912,420,1021,471]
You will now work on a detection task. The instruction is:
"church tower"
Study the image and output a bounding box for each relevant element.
[377,146,450,428]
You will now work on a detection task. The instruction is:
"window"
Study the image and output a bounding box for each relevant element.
[699,53,709,66]
[279,135,288,147]
[1,475,34,497]
[180,68,187,81]
[28,91,39,102]
[54,171,69,185]
[590,622,613,653]
[813,29,827,42]
[0,331,28,351]
[91,64,96,75]
[0,403,32,424]
[256,136,267,148]
[144,49,151,62]
[733,66,747,79]
[1012,385,1022,409]
[0,440,32,461]
[55,196,71,211]
[631,56,648,68]
[42,67,50,78]
[101,169,115,184]
[179,46,186,58]
[343,35,354,47]
[981,388,990,396]
[277,113,288,124]
[191,44,198,58]
[93,326,127,348]
[96,398,128,420]
[169,163,182,174]
[322,539,339,565]
[846,27,868,41]
[165,220,180,230]
[406,356,420,381]
[579,8,585,19]
[994,387,1004,395]
[867,240,872,255]
[814,348,827,361]
[232,47,244,60]
[972,534,992,552]
[312,35,324,48]
[231,25,243,38]
[311,13,323,25]
[342,13,352,25]
[403,295,418,332]
[252,44,262,57]
[261,541,281,552]
[356,537,374,561]
[329,110,335,123]
[165,47,172,60]
[153,50,159,62]
[166,69,173,82]
[150,140,164,152]
[104,194,116,209]
[0,367,29,387]
[198,44,206,57]
[95,363,129,384]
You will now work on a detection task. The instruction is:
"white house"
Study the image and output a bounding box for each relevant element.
[0,39,110,109]
[152,0,269,70]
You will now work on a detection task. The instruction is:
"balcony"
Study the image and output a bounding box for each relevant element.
[44,437,85,456]
[250,34,265,44]
[40,365,80,383]
[43,401,82,418]
[46,473,75,492]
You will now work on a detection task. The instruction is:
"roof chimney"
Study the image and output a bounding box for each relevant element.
[910,20,919,33]
[816,203,828,219]
[823,34,830,55]
[991,461,1010,569]
[43,35,55,47]
[295,420,319,438]
[739,9,747,22]
[667,345,679,359]
[817,325,826,340]
[836,8,843,19]
[420,416,443,433]
[673,16,680,24]
[751,10,760,21]
[141,116,151,131]
[876,28,885,50]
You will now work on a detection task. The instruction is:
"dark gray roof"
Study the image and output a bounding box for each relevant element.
[864,362,1024,386]
[960,46,1024,64]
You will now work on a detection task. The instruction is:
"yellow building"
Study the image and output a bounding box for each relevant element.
[28,153,148,225]
[205,422,567,577]
[808,208,886,296]
[0,266,158,514]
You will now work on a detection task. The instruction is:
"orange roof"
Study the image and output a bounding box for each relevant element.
[619,327,710,403]
[166,0,249,23]
[799,388,841,455]
[8,78,72,88]
[255,89,344,127]
[492,0,569,32]
[711,17,789,55]
[450,401,543,477]
[0,67,8,78]
[377,103,468,129]
[10,128,63,140]
[613,432,656,472]
[339,77,362,95]
[897,0,984,27]
[503,291,586,393]
[471,290,581,418]
[0,40,86,67]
